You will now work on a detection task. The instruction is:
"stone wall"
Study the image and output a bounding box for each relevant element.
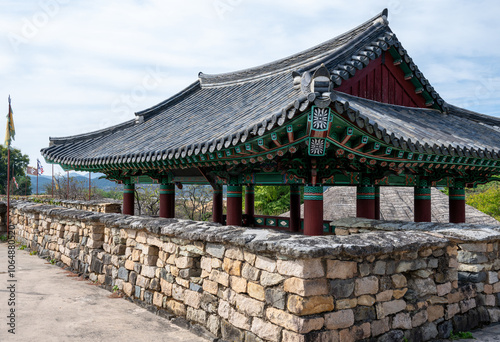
[8,200,500,342]
[26,198,121,213]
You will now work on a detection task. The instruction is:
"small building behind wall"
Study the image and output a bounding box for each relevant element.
[41,9,500,235]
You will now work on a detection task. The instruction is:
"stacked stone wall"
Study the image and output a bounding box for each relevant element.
[7,201,500,341]
[25,198,121,213]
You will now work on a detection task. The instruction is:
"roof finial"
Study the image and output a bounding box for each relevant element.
[382,8,388,19]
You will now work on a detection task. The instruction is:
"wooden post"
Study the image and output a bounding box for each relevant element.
[304,185,323,236]
[245,185,255,226]
[289,185,301,232]
[226,185,242,226]
[374,186,380,220]
[356,179,375,219]
[414,179,431,222]
[212,185,223,224]
[159,183,175,218]
[123,183,135,215]
[449,181,466,223]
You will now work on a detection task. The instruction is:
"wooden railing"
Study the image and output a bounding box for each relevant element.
[223,214,333,234]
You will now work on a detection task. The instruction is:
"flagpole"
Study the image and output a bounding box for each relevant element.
[6,146,10,237]
[37,170,39,196]
[6,95,12,238]
[52,164,54,198]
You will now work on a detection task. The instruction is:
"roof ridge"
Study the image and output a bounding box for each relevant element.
[48,119,136,146]
[199,9,389,87]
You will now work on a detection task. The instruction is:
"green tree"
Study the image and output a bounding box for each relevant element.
[0,146,31,195]
[254,185,296,216]
[466,185,500,221]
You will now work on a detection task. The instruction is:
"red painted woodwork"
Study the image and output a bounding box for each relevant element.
[414,199,432,222]
[449,199,466,223]
[159,191,175,218]
[336,52,428,108]
[123,185,135,216]
[212,187,224,224]
[356,198,376,219]
[304,199,323,236]
[289,186,301,232]
[374,187,380,220]
[227,198,242,226]
[245,186,255,226]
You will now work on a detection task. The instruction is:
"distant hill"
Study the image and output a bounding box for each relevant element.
[28,173,120,194]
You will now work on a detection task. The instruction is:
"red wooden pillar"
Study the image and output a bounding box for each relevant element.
[245,185,255,226]
[226,185,242,226]
[414,179,431,222]
[449,181,466,223]
[159,183,175,218]
[123,183,135,215]
[356,181,375,219]
[212,185,223,224]
[374,186,380,220]
[289,185,301,232]
[304,185,323,236]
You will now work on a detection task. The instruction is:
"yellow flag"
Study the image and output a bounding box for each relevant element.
[4,97,15,148]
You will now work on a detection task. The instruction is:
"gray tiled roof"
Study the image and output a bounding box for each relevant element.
[41,10,500,167]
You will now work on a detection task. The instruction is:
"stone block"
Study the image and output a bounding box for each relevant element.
[206,315,220,336]
[376,300,406,319]
[153,291,163,307]
[203,279,218,295]
[166,300,186,316]
[357,295,375,306]
[141,265,156,278]
[242,263,261,281]
[392,312,411,330]
[277,259,324,278]
[228,308,251,330]
[457,250,488,264]
[223,258,242,276]
[221,319,244,342]
[408,277,437,297]
[460,298,476,313]
[373,261,386,275]
[172,284,185,302]
[324,309,354,330]
[265,288,286,310]
[255,255,277,272]
[446,303,460,320]
[336,298,358,310]
[218,300,231,320]
[160,278,172,296]
[355,276,378,296]
[327,260,357,279]
[391,274,407,288]
[488,271,499,284]
[184,289,202,309]
[225,247,244,261]
[427,305,444,322]
[248,282,265,301]
[142,245,159,256]
[376,290,393,302]
[175,256,193,269]
[260,271,284,286]
[284,277,328,296]
[123,282,134,297]
[235,293,265,317]
[186,307,207,325]
[206,243,225,259]
[411,310,428,327]
[329,278,355,298]
[251,318,282,342]
[421,322,438,341]
[266,308,324,334]
[437,282,452,296]
[287,295,334,316]
[370,317,389,337]
[209,269,229,287]
[230,276,247,293]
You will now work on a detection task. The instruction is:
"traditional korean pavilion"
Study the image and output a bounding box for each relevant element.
[41,10,500,235]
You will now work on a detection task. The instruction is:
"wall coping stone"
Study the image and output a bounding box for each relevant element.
[5,200,455,258]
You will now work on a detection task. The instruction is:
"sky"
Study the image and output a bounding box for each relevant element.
[1,0,500,175]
